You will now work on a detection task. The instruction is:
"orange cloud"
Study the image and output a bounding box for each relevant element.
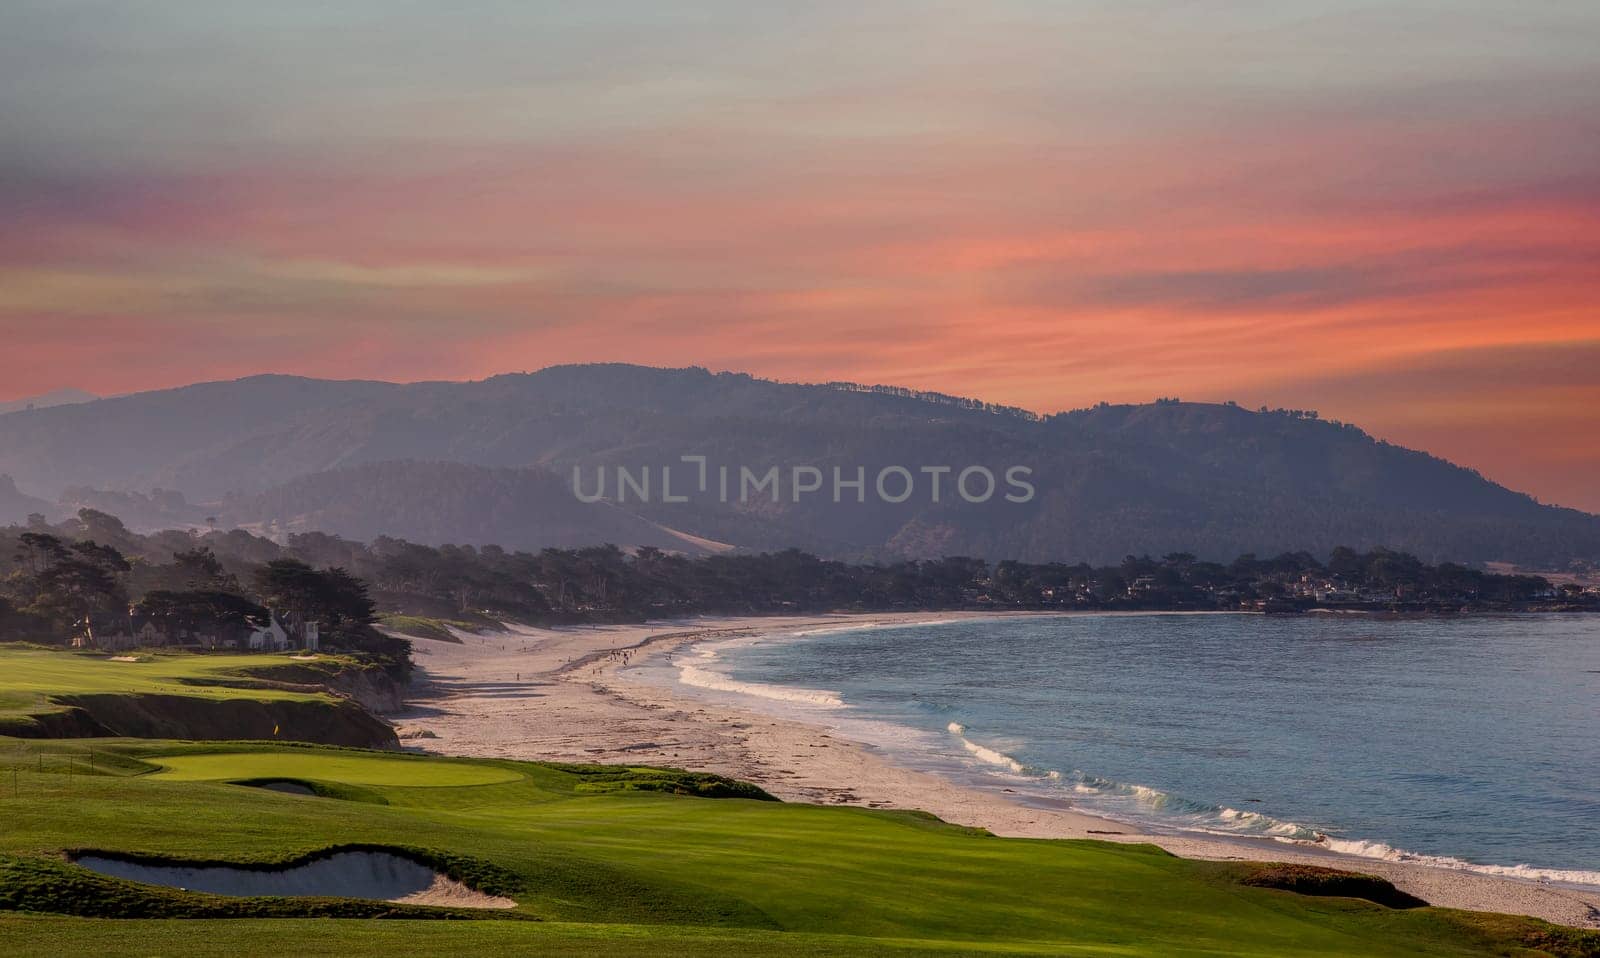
[3,108,1598,510]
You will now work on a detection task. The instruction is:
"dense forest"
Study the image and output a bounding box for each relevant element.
[2,511,1589,662]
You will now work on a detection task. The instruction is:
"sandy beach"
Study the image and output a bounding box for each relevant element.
[395,613,1600,928]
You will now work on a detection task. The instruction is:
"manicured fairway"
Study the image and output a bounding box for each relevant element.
[0,647,397,747]
[149,751,522,786]
[0,648,330,718]
[2,740,1594,957]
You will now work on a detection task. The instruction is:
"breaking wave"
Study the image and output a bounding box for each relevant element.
[1311,838,1600,886]
[672,619,964,708]
[789,618,964,638]
[676,645,844,708]
[941,722,1600,887]
[947,722,1028,773]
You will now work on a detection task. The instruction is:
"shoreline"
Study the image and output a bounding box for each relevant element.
[394,611,1600,929]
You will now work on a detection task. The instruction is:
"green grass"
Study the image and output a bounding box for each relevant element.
[0,648,334,721]
[1,740,1594,957]
[148,751,523,786]
[0,647,395,747]
[0,917,1180,957]
[377,615,480,643]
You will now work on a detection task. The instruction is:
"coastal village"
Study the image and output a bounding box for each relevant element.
[961,552,1599,615]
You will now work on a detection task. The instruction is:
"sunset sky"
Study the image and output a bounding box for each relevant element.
[2,2,1598,510]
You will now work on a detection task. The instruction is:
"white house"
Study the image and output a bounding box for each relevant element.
[247,616,291,652]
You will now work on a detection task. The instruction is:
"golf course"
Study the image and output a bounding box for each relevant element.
[0,735,1595,956]
[0,647,1596,956]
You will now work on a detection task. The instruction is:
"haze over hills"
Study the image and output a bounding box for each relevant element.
[0,387,97,417]
[0,364,1596,566]
[0,475,54,522]
[226,461,731,556]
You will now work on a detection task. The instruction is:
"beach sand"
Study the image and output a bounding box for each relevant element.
[395,613,1600,928]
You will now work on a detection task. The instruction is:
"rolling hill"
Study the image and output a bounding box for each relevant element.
[0,365,1595,565]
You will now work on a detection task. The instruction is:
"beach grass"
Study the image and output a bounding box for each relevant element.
[0,740,1593,956]
[377,614,480,643]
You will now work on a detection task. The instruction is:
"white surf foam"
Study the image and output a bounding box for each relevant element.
[670,617,966,711]
[957,737,1028,774]
[675,644,844,708]
[944,723,1032,775]
[788,618,965,638]
[1082,779,1600,886]
[1307,837,1600,887]
[936,723,1600,888]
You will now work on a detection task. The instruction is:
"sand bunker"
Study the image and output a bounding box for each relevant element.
[249,780,317,796]
[73,850,516,909]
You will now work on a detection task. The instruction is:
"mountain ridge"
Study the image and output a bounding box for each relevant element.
[0,365,1594,565]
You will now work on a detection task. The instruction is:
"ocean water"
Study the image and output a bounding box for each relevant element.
[663,613,1600,885]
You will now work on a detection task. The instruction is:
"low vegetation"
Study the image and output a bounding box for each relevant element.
[376,615,474,643]
[1230,862,1428,909]
[556,763,777,801]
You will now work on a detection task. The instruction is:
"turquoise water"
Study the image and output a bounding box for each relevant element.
[689,613,1600,884]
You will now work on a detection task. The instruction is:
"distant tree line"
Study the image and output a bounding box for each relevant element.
[822,381,1042,421]
[3,511,1588,663]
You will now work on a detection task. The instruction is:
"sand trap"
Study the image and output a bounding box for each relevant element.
[108,656,142,662]
[73,850,516,909]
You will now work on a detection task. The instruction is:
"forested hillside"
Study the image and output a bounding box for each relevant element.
[1,365,1595,565]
